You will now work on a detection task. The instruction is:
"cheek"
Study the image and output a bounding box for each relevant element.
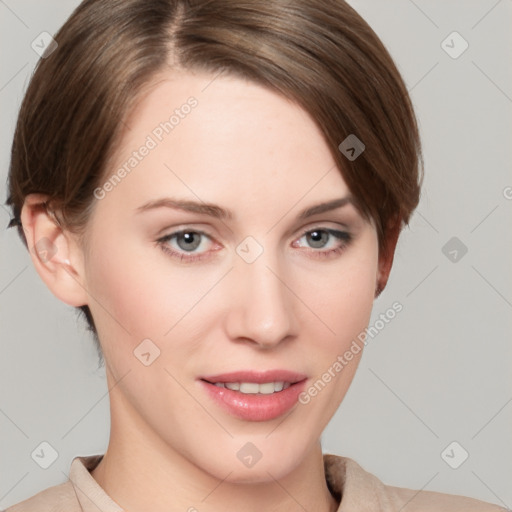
[301,236,379,349]
[83,231,174,344]
[83,230,226,350]
[336,258,378,335]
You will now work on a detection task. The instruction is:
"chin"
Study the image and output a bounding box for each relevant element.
[203,443,308,484]
[221,463,292,485]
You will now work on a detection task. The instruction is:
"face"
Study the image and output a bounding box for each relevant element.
[80,70,380,482]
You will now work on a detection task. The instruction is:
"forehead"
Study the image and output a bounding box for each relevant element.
[98,69,353,223]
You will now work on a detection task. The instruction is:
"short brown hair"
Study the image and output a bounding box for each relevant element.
[5,0,423,361]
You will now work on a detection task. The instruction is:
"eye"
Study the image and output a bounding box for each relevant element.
[292,227,352,259]
[157,229,217,263]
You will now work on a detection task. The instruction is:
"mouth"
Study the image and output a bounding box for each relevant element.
[202,380,294,394]
[198,370,308,421]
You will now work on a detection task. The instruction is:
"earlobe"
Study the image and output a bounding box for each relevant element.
[20,193,89,307]
[375,216,402,297]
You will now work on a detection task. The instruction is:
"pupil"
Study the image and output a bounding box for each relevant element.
[179,232,200,251]
[308,230,327,248]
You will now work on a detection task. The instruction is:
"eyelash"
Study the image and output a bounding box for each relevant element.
[156,226,352,263]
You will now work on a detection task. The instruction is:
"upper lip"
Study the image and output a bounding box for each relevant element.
[200,370,307,384]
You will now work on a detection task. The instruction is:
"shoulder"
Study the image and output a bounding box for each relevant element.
[323,453,506,511]
[3,454,108,512]
[383,482,506,511]
[2,481,78,512]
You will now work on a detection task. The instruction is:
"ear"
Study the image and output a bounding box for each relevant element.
[375,215,402,297]
[20,193,89,307]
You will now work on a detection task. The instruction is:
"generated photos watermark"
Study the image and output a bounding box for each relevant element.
[93,96,198,200]
[298,301,403,405]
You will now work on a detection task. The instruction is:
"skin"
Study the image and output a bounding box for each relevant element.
[21,70,399,512]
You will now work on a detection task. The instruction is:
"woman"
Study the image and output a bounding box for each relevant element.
[4,0,505,511]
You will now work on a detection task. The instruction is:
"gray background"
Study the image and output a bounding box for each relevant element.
[1,0,511,509]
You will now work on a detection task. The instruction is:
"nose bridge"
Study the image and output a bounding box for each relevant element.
[227,241,296,347]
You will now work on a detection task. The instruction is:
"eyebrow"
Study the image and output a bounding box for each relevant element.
[135,196,353,220]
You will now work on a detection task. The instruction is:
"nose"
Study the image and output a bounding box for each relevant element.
[224,250,298,349]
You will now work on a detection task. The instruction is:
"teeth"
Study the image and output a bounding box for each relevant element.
[240,382,260,394]
[213,381,291,393]
[258,382,277,394]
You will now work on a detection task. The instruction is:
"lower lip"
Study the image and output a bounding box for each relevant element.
[199,379,307,422]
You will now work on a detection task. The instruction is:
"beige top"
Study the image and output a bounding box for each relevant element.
[3,453,505,512]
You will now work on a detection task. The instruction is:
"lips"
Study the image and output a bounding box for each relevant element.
[200,369,307,385]
[198,370,308,421]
